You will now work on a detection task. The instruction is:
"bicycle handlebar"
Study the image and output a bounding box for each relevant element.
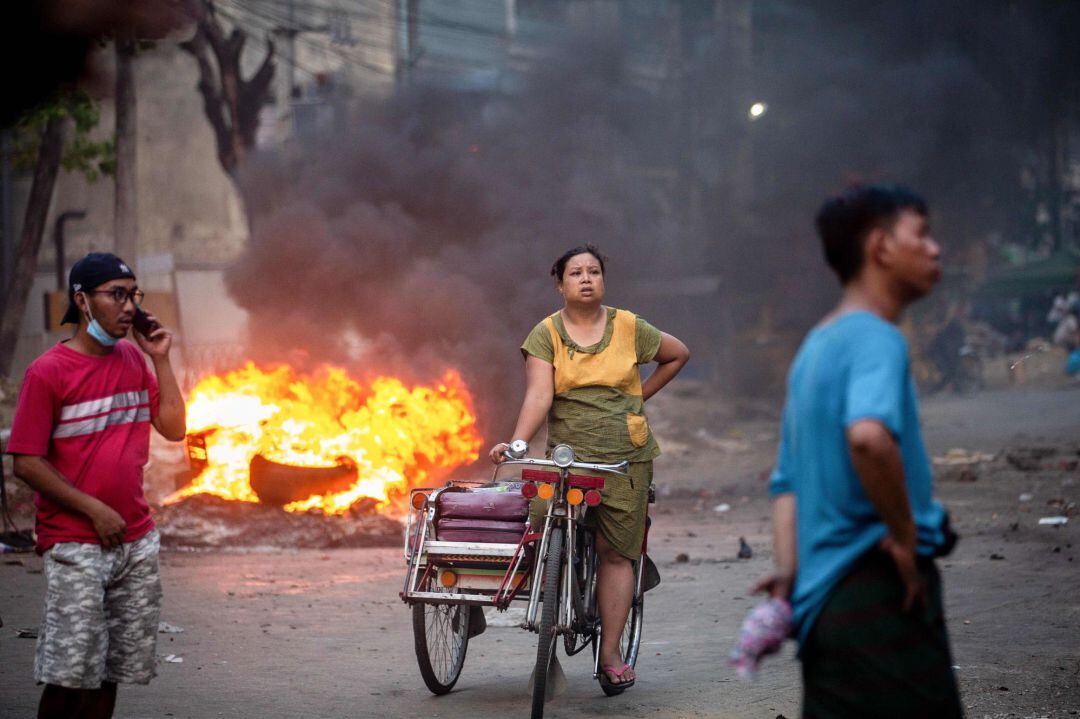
[498,453,630,477]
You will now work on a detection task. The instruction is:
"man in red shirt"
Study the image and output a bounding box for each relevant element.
[6,252,186,719]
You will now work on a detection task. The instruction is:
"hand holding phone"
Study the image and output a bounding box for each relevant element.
[133,308,161,338]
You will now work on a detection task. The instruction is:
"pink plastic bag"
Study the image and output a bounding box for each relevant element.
[729,598,793,681]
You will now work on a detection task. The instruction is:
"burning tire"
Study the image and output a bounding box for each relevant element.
[248,454,358,507]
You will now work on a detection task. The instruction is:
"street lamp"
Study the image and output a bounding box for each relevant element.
[748,102,768,121]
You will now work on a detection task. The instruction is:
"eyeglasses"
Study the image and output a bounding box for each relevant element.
[86,288,145,306]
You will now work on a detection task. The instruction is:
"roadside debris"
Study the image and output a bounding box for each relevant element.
[933,448,995,466]
[163,654,184,664]
[713,503,731,513]
[155,494,402,550]
[158,621,185,634]
[1046,498,1077,514]
[738,537,753,559]
[1006,447,1057,471]
[16,627,37,639]
[1038,516,1069,526]
[694,428,752,454]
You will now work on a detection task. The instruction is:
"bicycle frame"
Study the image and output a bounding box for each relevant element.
[400,454,628,622]
[401,445,652,708]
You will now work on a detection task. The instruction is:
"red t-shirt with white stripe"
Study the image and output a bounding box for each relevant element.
[6,340,160,553]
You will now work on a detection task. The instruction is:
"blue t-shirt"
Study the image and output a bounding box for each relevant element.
[769,311,946,646]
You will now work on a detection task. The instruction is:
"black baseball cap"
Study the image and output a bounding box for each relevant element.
[61,252,136,324]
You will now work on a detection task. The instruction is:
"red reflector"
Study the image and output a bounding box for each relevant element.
[522,469,559,484]
[521,482,538,499]
[568,474,605,490]
[584,489,602,507]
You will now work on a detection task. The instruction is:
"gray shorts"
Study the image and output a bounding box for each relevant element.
[36,529,162,689]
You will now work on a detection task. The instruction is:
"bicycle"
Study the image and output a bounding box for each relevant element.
[401,441,653,718]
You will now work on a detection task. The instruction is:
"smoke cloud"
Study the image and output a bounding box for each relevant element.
[227,32,675,440]
[223,2,1076,437]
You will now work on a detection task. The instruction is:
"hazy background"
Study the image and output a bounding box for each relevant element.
[2,0,1076,439]
[218,0,1079,437]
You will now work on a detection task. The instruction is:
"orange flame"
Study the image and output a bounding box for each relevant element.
[165,363,482,514]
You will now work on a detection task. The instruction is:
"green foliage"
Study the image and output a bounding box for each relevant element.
[12,90,116,183]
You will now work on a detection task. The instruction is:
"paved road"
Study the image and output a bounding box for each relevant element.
[2,386,1078,718]
[1,511,805,719]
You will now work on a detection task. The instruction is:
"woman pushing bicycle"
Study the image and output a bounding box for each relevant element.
[489,244,690,692]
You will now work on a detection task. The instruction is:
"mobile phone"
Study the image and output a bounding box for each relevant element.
[133,308,160,338]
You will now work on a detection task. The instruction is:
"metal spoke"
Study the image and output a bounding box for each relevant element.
[424,602,465,683]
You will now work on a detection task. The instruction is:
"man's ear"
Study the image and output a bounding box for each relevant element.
[74,292,89,315]
[864,226,891,270]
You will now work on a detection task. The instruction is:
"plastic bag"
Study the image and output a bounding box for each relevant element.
[729,597,793,681]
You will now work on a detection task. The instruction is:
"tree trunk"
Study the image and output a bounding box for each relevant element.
[0,116,65,378]
[180,4,275,179]
[114,36,139,264]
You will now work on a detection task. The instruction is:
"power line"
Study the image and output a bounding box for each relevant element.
[272,0,511,78]
[258,0,500,77]
[221,0,535,91]
[236,0,510,78]
[254,0,511,43]
[213,3,329,79]
[230,0,394,76]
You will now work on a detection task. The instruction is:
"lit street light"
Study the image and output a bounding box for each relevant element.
[749,101,768,120]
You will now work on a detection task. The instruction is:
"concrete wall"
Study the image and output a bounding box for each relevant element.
[8,41,251,381]
[23,42,250,270]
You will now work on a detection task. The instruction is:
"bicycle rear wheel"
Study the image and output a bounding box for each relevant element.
[412,597,470,695]
[531,525,564,719]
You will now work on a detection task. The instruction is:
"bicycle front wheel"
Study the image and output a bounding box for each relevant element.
[412,599,470,695]
[531,525,564,719]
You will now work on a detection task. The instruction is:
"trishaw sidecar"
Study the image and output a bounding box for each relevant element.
[401,480,538,694]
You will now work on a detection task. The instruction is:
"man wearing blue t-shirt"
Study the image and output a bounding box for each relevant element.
[755,185,962,718]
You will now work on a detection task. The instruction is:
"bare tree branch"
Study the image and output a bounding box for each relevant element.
[180,0,275,178]
[181,28,235,173]
[239,40,276,149]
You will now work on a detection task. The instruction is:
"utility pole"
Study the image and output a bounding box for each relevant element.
[272,0,330,136]
[722,0,754,223]
[114,36,139,263]
[505,0,516,36]
[396,0,420,88]
[0,130,14,304]
[286,0,297,110]
[707,0,755,394]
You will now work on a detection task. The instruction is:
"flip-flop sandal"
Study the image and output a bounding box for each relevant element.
[598,663,635,696]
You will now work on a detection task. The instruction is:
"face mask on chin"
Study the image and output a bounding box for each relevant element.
[80,295,119,347]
